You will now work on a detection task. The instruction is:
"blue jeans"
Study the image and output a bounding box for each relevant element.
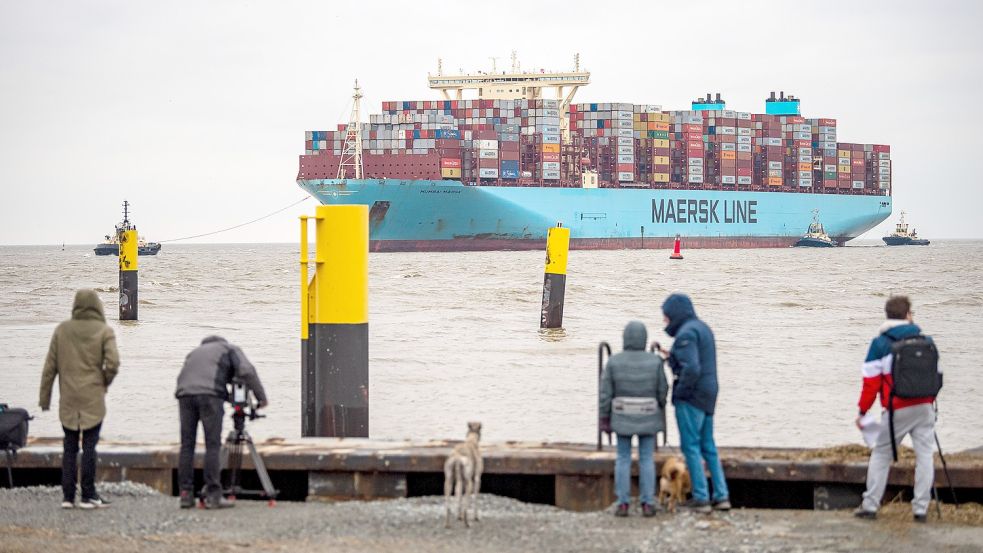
[615,434,655,505]
[675,401,729,502]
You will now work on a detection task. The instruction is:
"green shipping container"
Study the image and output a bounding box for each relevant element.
[649,130,670,139]
[824,171,837,179]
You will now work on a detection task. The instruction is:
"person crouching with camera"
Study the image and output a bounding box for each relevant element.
[174,336,267,509]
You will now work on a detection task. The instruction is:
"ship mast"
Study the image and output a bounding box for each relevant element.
[337,80,364,180]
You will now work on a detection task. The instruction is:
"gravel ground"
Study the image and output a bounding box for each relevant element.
[1,483,981,553]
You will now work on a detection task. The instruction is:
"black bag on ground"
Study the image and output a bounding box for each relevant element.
[0,404,31,451]
[887,336,941,461]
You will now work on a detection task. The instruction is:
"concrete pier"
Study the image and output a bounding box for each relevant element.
[8,438,982,511]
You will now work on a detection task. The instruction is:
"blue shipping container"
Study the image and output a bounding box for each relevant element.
[501,169,520,179]
[435,129,460,139]
[501,160,520,172]
[413,130,421,139]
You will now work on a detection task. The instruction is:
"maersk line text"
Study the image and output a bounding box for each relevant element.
[652,199,758,224]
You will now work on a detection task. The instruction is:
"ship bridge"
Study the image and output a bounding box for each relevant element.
[428,54,590,140]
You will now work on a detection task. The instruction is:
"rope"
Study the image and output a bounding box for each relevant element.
[159,196,312,243]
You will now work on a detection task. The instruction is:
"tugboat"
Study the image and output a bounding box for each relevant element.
[794,210,837,247]
[93,201,162,256]
[882,211,930,246]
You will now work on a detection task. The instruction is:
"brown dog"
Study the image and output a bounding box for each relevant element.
[658,456,692,513]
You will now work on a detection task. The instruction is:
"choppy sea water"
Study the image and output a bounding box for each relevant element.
[1,242,980,451]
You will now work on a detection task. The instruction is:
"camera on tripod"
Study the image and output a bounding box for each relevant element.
[223,377,277,504]
[230,378,263,422]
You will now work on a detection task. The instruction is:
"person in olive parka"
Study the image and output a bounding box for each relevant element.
[599,321,669,517]
[39,289,120,509]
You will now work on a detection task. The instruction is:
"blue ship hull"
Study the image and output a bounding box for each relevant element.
[297,179,892,251]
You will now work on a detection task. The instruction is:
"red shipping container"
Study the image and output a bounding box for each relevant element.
[440,158,462,169]
[542,152,560,162]
[617,163,634,172]
[819,118,836,127]
[478,158,498,169]
[500,150,520,161]
[737,167,752,177]
[873,144,890,153]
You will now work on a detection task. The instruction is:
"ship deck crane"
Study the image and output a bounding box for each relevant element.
[428,54,590,142]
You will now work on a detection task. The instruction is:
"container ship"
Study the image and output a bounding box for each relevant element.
[297,58,892,251]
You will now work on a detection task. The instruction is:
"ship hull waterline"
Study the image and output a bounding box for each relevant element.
[298,179,892,252]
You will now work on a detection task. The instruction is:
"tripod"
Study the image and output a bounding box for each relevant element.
[223,404,278,506]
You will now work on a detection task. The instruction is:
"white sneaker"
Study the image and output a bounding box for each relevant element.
[78,497,111,509]
[61,500,75,509]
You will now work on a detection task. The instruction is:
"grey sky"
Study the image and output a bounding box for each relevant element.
[1,0,981,245]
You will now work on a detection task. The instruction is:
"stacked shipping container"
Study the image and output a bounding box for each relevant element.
[297,96,889,195]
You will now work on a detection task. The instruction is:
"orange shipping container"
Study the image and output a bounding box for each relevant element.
[721,151,737,160]
[541,143,560,153]
[797,162,812,171]
[767,177,783,186]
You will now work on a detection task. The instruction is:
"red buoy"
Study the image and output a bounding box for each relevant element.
[670,234,684,260]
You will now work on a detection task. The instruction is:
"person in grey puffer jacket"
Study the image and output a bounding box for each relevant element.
[599,321,669,517]
[175,336,267,509]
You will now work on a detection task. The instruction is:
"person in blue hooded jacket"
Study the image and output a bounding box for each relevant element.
[660,293,730,513]
[599,321,669,517]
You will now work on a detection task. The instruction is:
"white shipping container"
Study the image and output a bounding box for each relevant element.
[722,110,736,118]
[880,182,890,190]
[543,170,560,180]
[737,136,752,145]
[719,126,736,135]
[793,131,811,140]
[618,172,634,181]
[768,169,783,177]
[541,162,560,170]
[737,176,752,185]
[878,152,891,160]
[544,109,560,118]
[617,129,633,137]
[618,137,633,146]
[767,138,783,146]
[479,168,499,178]
[852,180,865,189]
[688,158,704,166]
[798,171,811,178]
[721,143,736,151]
[617,154,634,163]
[616,111,633,120]
[768,161,782,170]
[799,179,813,187]
[476,140,498,150]
[799,155,812,163]
[737,128,752,136]
[879,160,891,167]
[737,144,752,152]
[318,140,327,149]
[879,167,891,175]
[689,166,704,175]
[479,149,499,159]
[542,134,561,144]
[688,174,704,184]
[618,145,634,155]
[617,119,633,129]
[737,112,752,120]
[795,124,811,132]
[722,175,737,184]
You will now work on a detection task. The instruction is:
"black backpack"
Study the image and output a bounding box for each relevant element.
[0,404,30,451]
[887,335,941,460]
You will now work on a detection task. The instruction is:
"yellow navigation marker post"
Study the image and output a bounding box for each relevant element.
[300,205,369,438]
[540,223,570,329]
[118,227,139,321]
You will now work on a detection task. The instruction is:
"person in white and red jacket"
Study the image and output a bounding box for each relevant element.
[854,295,941,523]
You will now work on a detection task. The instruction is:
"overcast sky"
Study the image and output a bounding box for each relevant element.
[1,0,981,245]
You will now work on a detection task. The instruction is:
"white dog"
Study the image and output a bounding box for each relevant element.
[444,422,482,528]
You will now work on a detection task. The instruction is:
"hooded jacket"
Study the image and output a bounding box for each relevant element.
[858,321,940,414]
[39,289,120,431]
[662,294,719,415]
[598,321,669,436]
[175,336,267,403]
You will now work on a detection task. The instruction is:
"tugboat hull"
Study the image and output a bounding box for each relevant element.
[93,243,162,256]
[794,237,837,248]
[882,237,930,246]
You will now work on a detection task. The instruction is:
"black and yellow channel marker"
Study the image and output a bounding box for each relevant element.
[540,223,570,329]
[118,228,138,321]
[300,205,369,438]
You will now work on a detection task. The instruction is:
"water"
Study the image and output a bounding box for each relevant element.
[1,242,980,451]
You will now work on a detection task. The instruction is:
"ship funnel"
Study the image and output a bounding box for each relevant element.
[715,92,722,102]
[705,93,711,102]
[780,91,785,100]
[769,91,776,101]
